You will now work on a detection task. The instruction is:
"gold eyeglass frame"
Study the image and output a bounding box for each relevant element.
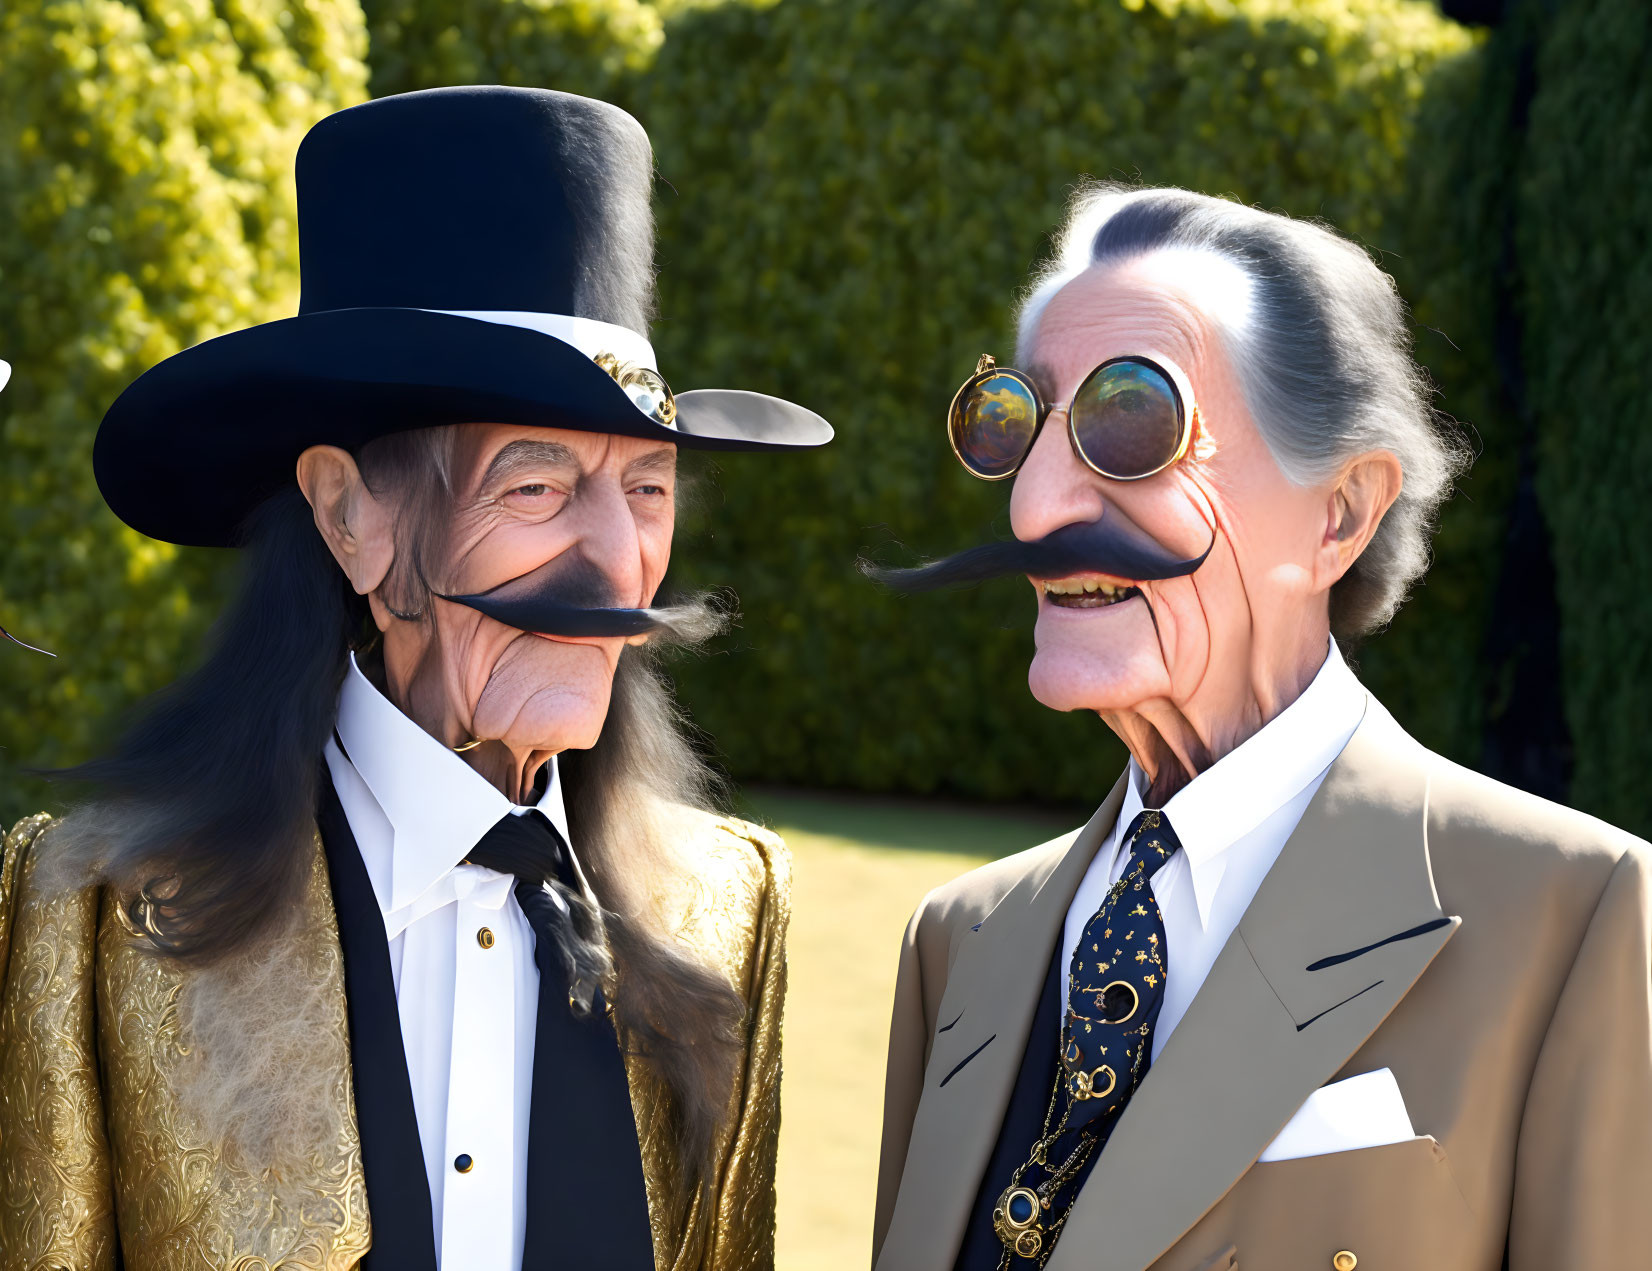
[946,352,1195,483]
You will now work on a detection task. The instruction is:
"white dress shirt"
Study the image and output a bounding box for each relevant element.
[1062,640,1367,1059]
[323,653,573,1270]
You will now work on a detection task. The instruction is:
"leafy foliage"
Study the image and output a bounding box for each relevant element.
[1367,0,1652,837]
[1354,30,1516,774]
[362,0,661,100]
[1516,0,1652,832]
[0,0,368,817]
[23,0,1636,831]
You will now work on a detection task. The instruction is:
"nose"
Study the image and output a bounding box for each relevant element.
[565,477,647,604]
[1010,409,1108,542]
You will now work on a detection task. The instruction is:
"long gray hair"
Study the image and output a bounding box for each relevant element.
[56,424,743,1218]
[1018,184,1471,637]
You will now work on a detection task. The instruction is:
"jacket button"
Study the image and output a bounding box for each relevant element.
[1332,1253,1357,1271]
[477,926,495,949]
[454,1153,474,1174]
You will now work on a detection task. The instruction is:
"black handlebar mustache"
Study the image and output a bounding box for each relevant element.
[862,507,1212,593]
[439,556,720,642]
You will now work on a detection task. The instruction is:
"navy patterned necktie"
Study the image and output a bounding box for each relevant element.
[992,808,1183,1267]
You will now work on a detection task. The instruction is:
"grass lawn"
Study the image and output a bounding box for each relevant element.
[739,788,1077,1271]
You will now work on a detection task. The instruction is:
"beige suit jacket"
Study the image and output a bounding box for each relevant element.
[873,700,1652,1271]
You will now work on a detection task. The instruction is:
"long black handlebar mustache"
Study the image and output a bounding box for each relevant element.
[439,556,722,643]
[862,506,1213,593]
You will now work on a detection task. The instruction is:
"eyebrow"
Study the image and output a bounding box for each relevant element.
[477,439,580,491]
[624,446,678,479]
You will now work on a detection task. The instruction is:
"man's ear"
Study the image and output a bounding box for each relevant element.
[1315,450,1404,589]
[295,446,395,597]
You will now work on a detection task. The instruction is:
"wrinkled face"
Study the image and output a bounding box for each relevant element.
[1012,256,1341,731]
[386,423,677,757]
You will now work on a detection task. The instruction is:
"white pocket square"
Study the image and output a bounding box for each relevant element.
[1258,1067,1416,1163]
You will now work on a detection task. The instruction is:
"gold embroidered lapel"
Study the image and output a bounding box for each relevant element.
[1047,705,1460,1271]
[96,833,372,1270]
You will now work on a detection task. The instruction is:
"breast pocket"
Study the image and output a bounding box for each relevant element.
[1163,1136,1483,1271]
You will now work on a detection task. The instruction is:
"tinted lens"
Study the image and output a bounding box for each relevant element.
[1070,360,1185,479]
[950,372,1040,479]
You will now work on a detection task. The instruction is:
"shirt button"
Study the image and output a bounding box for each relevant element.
[454,1153,474,1174]
[1332,1253,1357,1271]
[477,926,495,949]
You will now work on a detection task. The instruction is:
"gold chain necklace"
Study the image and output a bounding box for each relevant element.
[992,815,1164,1267]
[991,1073,1097,1267]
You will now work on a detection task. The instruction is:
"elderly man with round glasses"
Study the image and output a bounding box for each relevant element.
[870,186,1651,1271]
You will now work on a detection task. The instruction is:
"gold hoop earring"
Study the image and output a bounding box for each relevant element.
[452,737,484,753]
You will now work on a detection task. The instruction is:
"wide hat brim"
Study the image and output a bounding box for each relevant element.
[95,307,833,547]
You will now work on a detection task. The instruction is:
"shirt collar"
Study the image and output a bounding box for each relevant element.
[334,652,573,917]
[1115,639,1367,929]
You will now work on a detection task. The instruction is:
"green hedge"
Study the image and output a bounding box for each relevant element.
[628,0,1475,801]
[21,0,1640,830]
[362,0,661,100]
[1351,25,1519,777]
[1516,0,1652,833]
[1364,0,1652,837]
[0,0,367,815]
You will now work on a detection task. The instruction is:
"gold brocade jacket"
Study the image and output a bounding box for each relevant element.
[0,808,789,1271]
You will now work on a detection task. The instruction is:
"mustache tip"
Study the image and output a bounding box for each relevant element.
[0,623,56,656]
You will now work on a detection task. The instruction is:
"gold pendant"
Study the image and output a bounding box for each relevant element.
[1069,1064,1116,1101]
[993,1186,1044,1260]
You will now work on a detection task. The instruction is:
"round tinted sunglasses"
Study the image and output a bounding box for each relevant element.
[947,353,1194,482]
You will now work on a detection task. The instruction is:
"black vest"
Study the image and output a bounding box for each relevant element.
[317,771,655,1269]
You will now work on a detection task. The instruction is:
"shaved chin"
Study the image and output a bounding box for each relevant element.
[468,637,616,754]
[1028,600,1172,715]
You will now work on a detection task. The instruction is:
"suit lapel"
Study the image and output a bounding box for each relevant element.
[95,821,373,1266]
[318,772,441,1271]
[876,775,1129,1271]
[1048,703,1460,1271]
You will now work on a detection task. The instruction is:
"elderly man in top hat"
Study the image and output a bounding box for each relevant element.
[0,87,829,1270]
[870,186,1651,1271]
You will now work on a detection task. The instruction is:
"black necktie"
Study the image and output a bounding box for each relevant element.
[465,807,656,1268]
[465,808,584,978]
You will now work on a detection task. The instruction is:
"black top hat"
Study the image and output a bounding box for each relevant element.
[94,85,832,548]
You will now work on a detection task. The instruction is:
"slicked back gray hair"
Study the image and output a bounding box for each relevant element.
[1018,185,1469,637]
